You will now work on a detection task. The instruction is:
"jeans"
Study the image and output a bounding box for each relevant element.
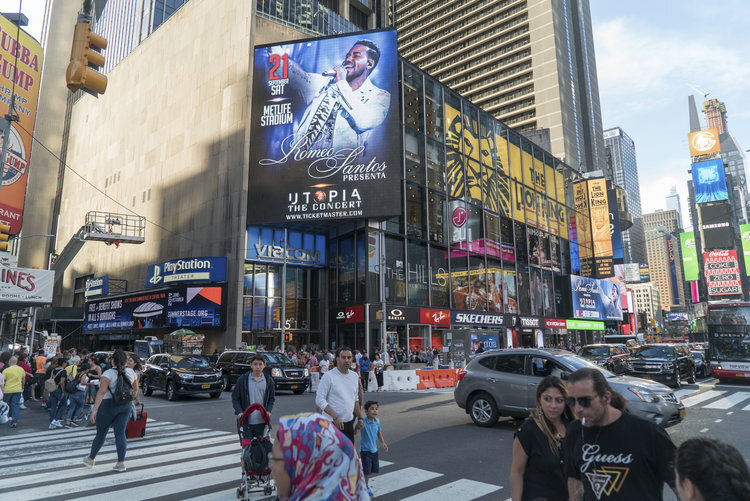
[67,391,85,421]
[33,374,45,398]
[48,389,66,422]
[86,385,99,404]
[23,381,32,400]
[3,392,21,425]
[89,398,131,462]
[360,371,370,391]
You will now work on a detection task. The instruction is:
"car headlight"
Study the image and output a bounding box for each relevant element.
[179,373,193,380]
[271,368,282,377]
[628,388,660,403]
[303,368,310,377]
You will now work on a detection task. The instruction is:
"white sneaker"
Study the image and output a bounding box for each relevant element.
[53,420,63,428]
[49,423,57,430]
[19,404,27,409]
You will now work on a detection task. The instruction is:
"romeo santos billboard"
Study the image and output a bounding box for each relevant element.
[248,29,401,223]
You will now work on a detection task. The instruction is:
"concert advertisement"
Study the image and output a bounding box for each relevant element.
[248,29,401,223]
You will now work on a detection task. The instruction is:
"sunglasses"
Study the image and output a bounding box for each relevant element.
[565,395,599,408]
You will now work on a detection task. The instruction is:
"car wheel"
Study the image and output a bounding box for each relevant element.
[209,391,221,399]
[688,367,696,384]
[222,373,232,392]
[469,392,499,427]
[166,381,178,401]
[673,370,681,388]
[141,378,153,396]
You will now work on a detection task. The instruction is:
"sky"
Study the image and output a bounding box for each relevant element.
[589,1,750,230]
[1,1,748,232]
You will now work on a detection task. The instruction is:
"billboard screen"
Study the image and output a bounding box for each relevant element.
[699,202,733,250]
[0,18,43,235]
[741,224,750,275]
[639,263,650,281]
[692,158,728,203]
[570,274,623,321]
[703,250,742,296]
[248,29,401,223]
[608,187,623,264]
[588,178,613,278]
[688,128,721,157]
[680,232,699,281]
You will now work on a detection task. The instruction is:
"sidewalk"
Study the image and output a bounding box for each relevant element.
[0,397,84,435]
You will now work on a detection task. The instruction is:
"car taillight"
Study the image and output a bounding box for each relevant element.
[456,370,467,382]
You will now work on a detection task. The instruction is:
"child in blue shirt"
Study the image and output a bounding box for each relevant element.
[359,400,388,497]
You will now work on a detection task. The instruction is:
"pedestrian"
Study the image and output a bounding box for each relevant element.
[126,354,144,406]
[510,376,575,501]
[0,370,8,424]
[475,342,485,354]
[85,355,103,405]
[270,413,369,500]
[46,358,68,428]
[17,352,33,406]
[373,353,385,392]
[1,356,25,428]
[315,346,364,444]
[359,351,371,392]
[232,354,275,438]
[565,368,676,500]
[83,349,138,472]
[64,361,88,427]
[675,437,750,501]
[358,401,389,497]
[318,355,330,374]
[33,349,47,400]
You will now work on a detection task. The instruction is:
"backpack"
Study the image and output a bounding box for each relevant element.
[44,368,64,393]
[242,438,273,476]
[109,369,134,406]
[65,372,82,393]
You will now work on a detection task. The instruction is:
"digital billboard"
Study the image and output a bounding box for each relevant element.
[692,158,728,203]
[639,263,650,281]
[688,128,721,157]
[741,224,750,275]
[703,250,742,296]
[588,178,613,278]
[699,202,733,250]
[680,232,699,281]
[84,285,226,332]
[0,17,43,235]
[608,186,623,264]
[570,274,623,321]
[248,29,400,223]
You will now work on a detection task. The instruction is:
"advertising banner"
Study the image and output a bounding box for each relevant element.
[85,276,109,298]
[146,256,226,288]
[419,308,450,326]
[452,311,505,327]
[608,187,623,264]
[570,274,623,321]
[573,182,592,277]
[248,29,400,223]
[667,236,680,306]
[741,224,750,275]
[566,319,605,330]
[639,263,650,281]
[688,128,721,157]
[680,232,699,281]
[84,285,226,332]
[703,250,742,296]
[0,266,54,303]
[588,178,614,278]
[470,333,498,353]
[0,18,43,235]
[43,338,58,359]
[699,202,733,250]
[692,158,728,203]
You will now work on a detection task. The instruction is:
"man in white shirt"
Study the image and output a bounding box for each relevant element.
[315,347,364,444]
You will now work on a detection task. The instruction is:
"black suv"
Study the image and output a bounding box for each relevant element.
[578,344,630,374]
[627,344,696,388]
[141,353,223,401]
[216,350,310,394]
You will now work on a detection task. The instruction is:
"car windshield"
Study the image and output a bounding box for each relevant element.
[580,346,609,357]
[556,354,616,378]
[263,352,293,364]
[691,352,703,360]
[171,355,211,368]
[633,346,674,358]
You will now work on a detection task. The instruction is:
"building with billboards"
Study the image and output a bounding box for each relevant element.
[21,0,612,354]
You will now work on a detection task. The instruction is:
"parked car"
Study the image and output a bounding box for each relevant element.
[454,348,685,428]
[691,350,711,378]
[627,344,696,388]
[141,353,223,401]
[216,350,310,394]
[578,344,630,374]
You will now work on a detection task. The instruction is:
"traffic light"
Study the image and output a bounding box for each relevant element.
[66,22,107,95]
[0,223,10,252]
[272,307,281,324]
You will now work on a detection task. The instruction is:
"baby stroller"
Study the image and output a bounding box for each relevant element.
[236,403,275,500]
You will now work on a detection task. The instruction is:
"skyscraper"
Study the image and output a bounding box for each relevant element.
[603,127,647,264]
[394,0,607,173]
[643,209,688,309]
[665,186,683,230]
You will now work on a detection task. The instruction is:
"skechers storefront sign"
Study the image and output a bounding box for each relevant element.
[452,311,506,327]
[145,257,226,288]
[246,227,326,267]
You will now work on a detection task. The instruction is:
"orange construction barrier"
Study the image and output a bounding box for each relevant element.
[433,369,456,388]
[416,370,436,389]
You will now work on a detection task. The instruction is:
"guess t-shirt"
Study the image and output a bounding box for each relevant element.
[565,412,676,501]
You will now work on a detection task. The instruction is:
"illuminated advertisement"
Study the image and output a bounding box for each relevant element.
[588,178,613,278]
[574,182,593,277]
[639,263,650,281]
[0,17,43,235]
[248,29,400,223]
[688,128,721,157]
[84,285,226,332]
[667,236,680,306]
[692,158,728,203]
[699,202,733,250]
[608,187,623,264]
[741,224,750,275]
[703,250,742,296]
[570,274,623,321]
[680,232,699,281]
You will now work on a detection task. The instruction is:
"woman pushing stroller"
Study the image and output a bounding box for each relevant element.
[232,355,276,437]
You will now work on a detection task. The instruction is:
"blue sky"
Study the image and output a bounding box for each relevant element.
[2,1,748,230]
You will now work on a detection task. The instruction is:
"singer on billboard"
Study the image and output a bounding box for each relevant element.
[280,39,390,153]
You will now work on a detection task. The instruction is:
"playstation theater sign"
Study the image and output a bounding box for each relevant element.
[145,257,227,288]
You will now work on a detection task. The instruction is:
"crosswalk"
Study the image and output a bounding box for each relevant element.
[675,388,750,411]
[0,419,503,501]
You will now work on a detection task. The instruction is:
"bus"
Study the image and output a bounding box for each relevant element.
[707,301,750,382]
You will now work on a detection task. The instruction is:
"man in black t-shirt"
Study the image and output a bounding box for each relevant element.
[565,368,676,501]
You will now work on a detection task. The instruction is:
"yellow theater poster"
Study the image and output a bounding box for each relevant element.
[0,17,43,235]
[495,132,512,219]
[587,178,614,278]
[574,181,593,277]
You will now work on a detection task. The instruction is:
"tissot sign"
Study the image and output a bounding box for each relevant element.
[145,257,226,288]
[248,29,401,223]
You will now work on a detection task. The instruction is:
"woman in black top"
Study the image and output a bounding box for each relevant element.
[510,375,575,501]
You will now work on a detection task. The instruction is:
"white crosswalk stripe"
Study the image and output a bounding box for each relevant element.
[704,391,750,409]
[0,420,503,501]
[680,390,726,407]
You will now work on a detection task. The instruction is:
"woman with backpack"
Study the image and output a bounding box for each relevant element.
[64,362,89,428]
[46,358,69,429]
[84,349,138,473]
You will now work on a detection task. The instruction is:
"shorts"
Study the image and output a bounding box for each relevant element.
[360,450,379,475]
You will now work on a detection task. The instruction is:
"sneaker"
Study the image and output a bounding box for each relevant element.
[19,404,27,409]
[83,457,95,468]
[113,462,126,472]
[49,423,57,430]
[69,420,79,427]
[52,420,63,429]
[63,422,71,428]
[368,487,374,498]
[10,422,16,428]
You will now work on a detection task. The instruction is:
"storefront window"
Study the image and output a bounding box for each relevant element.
[530,267,544,316]
[517,264,531,315]
[406,183,426,239]
[514,222,528,265]
[407,240,429,306]
[468,253,487,311]
[243,264,254,295]
[252,297,266,330]
[503,267,518,313]
[426,138,445,191]
[242,297,252,330]
[405,128,426,185]
[267,265,280,297]
[424,76,443,142]
[428,190,447,245]
[430,245,450,308]
[449,249,468,310]
[500,216,515,264]
[384,236,406,303]
[357,231,366,302]
[366,230,381,301]
[486,257,504,313]
[543,271,555,318]
[403,63,424,132]
[338,236,355,303]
